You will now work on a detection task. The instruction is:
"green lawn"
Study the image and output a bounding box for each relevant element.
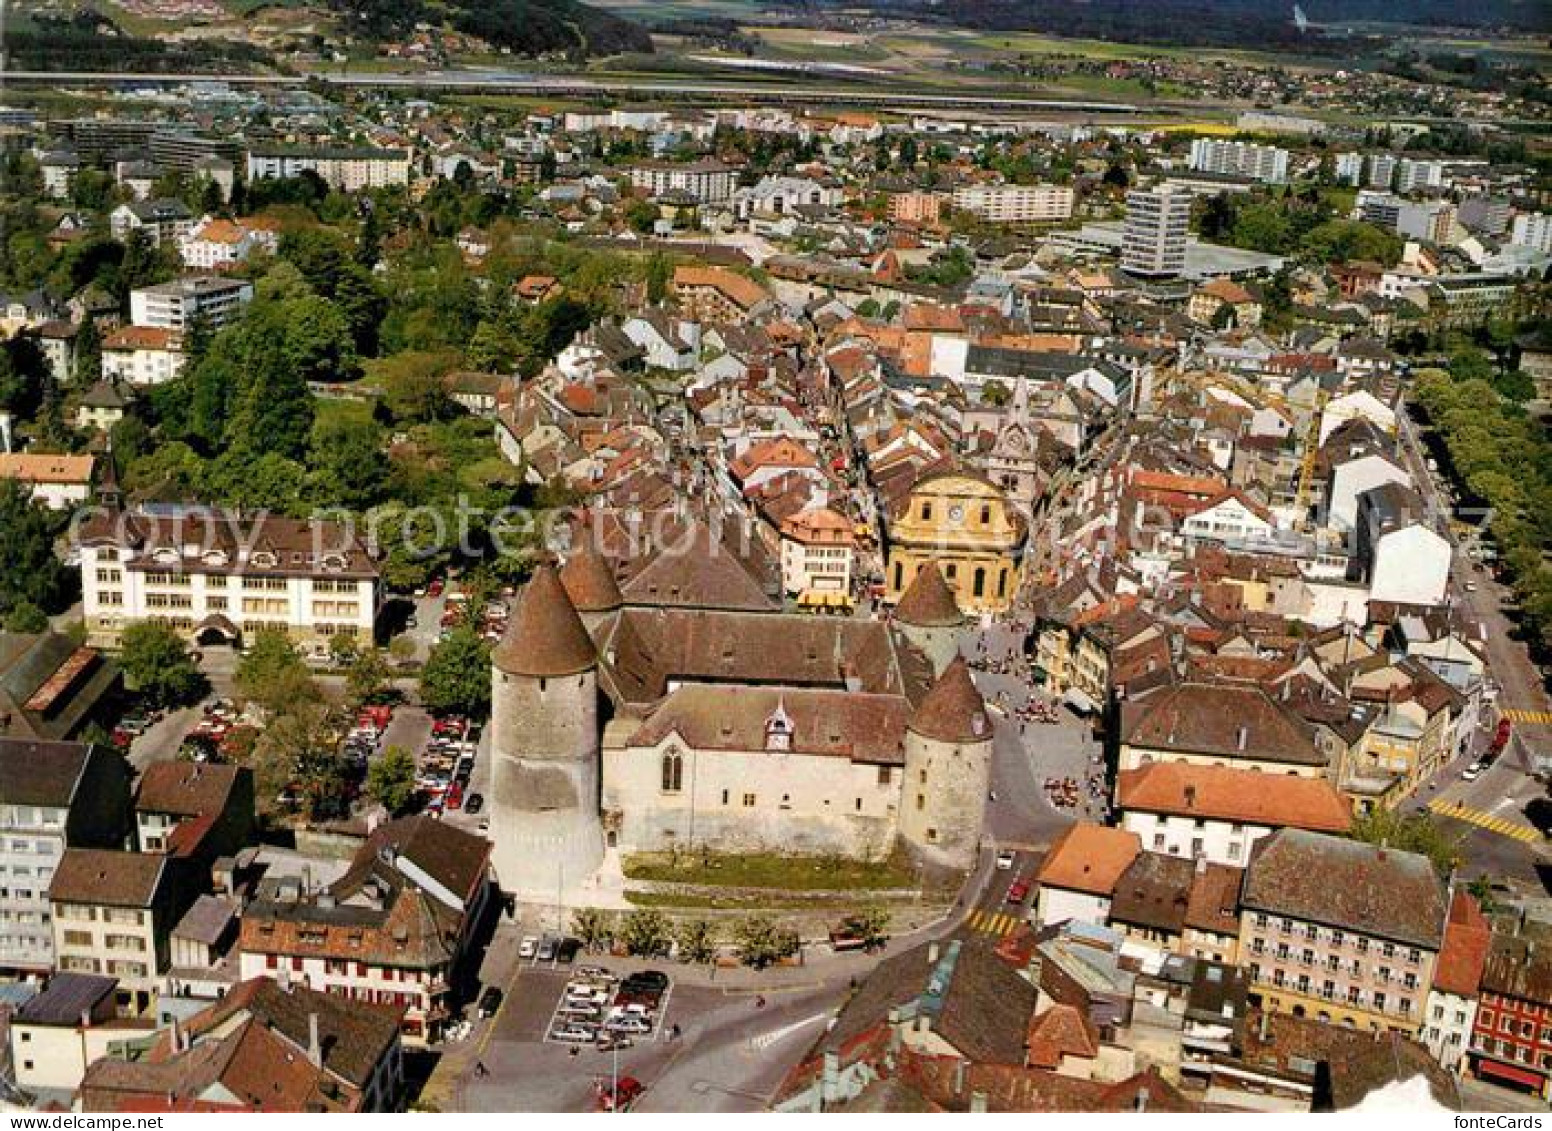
[623,849,921,891]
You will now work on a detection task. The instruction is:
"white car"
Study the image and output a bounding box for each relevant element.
[996,850,1016,871]
[518,935,539,960]
[1462,761,1487,781]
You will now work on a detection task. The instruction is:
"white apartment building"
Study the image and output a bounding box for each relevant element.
[1395,158,1446,195]
[246,147,410,191]
[778,507,856,599]
[1511,212,1552,254]
[1187,138,1289,184]
[129,276,253,331]
[733,176,841,220]
[101,325,185,387]
[1367,153,1398,189]
[1334,152,1364,185]
[109,199,194,248]
[950,183,1075,223]
[49,848,183,1013]
[626,159,739,204]
[178,215,279,271]
[0,741,132,979]
[1122,183,1192,277]
[78,508,380,655]
[39,152,78,200]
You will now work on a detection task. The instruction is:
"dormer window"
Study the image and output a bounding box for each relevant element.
[765,699,794,752]
[252,551,277,568]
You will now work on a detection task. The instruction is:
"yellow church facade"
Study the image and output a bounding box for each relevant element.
[885,472,1026,614]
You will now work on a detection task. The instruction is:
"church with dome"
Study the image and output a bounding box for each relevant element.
[485,546,994,895]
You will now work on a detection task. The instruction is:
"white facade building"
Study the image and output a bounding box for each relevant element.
[1187,138,1289,184]
[1510,212,1552,254]
[78,509,380,654]
[129,276,252,331]
[246,147,410,191]
[1122,184,1192,277]
[950,183,1075,224]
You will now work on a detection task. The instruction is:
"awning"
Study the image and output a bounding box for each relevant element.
[1064,687,1099,714]
[1478,1058,1547,1091]
[797,590,853,610]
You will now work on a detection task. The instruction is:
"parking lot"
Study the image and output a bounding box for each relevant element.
[542,967,674,1049]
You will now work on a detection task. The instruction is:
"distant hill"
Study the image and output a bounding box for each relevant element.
[852,0,1551,47]
[331,0,654,57]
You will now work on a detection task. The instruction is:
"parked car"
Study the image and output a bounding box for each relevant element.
[1006,878,1031,904]
[465,793,484,815]
[477,986,503,1018]
[551,1024,597,1044]
[596,1076,644,1112]
[518,935,539,960]
[537,935,559,962]
[606,1016,653,1035]
[996,849,1016,871]
[1462,760,1487,781]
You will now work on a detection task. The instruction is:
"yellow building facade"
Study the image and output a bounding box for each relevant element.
[885,472,1025,614]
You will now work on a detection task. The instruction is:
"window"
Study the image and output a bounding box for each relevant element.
[920,502,932,522]
[877,766,892,785]
[973,568,986,599]
[915,793,925,811]
[660,749,683,794]
[741,793,756,808]
[980,505,991,525]
[721,789,729,805]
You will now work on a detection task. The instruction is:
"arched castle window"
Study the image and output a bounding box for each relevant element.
[661,748,683,793]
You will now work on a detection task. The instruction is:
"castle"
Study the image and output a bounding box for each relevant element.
[486,550,993,895]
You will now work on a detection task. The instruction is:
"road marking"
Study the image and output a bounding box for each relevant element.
[967,909,1023,936]
[1427,799,1544,845]
[1503,709,1552,726]
[747,1012,831,1051]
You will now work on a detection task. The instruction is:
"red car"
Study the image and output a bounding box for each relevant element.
[596,1077,644,1112]
[1493,717,1513,752]
[1006,879,1031,904]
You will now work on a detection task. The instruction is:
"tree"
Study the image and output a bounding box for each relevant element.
[837,906,890,952]
[981,379,1011,407]
[0,481,72,617]
[1349,809,1461,877]
[420,628,492,719]
[673,918,719,965]
[346,645,392,706]
[2,601,48,633]
[235,629,318,715]
[572,907,615,953]
[367,744,417,815]
[733,915,801,969]
[118,620,207,708]
[379,350,457,425]
[620,909,671,957]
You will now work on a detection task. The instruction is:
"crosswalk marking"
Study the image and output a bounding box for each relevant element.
[1503,708,1552,726]
[1427,799,1544,845]
[966,909,1024,937]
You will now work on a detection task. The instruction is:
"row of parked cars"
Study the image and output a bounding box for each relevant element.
[549,969,670,1048]
[422,715,483,816]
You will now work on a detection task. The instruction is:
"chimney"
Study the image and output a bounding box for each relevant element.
[969,1091,988,1114]
[1134,1086,1150,1112]
[1184,784,1197,809]
[928,941,940,963]
[307,1012,322,1068]
[1236,725,1248,751]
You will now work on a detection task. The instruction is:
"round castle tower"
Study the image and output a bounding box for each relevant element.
[559,546,624,634]
[489,565,605,895]
[893,561,967,677]
[898,656,994,871]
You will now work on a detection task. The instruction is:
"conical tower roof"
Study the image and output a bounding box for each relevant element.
[560,546,624,613]
[492,564,597,678]
[908,657,991,744]
[894,562,965,628]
